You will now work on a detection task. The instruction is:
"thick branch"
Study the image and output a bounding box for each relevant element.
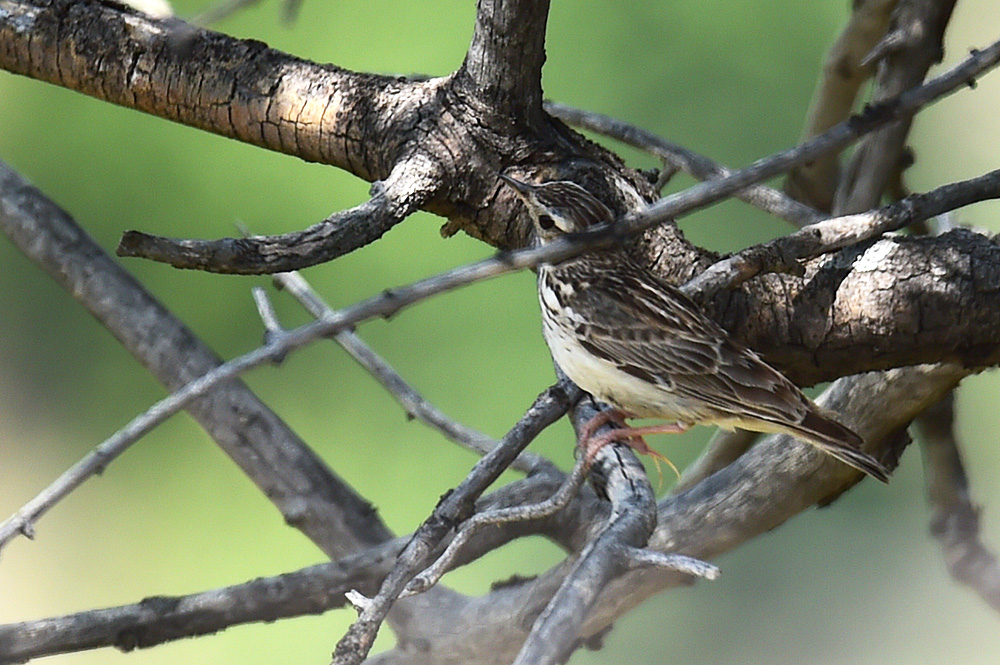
[716,228,1000,386]
[362,365,964,665]
[459,0,550,125]
[0,0,438,181]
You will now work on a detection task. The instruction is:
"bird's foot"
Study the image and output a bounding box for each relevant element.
[579,413,691,478]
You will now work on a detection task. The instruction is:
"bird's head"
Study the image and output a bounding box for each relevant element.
[499,174,615,243]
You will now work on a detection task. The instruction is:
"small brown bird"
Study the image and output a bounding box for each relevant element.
[500,173,889,482]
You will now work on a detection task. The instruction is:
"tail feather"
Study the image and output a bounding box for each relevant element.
[789,410,891,483]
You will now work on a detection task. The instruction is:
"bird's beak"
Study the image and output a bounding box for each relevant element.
[498,173,530,196]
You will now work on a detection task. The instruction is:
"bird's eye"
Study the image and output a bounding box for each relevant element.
[537,214,556,230]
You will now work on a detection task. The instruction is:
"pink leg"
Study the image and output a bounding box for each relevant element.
[579,412,691,464]
[579,409,630,444]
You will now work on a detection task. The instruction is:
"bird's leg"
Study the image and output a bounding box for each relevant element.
[581,418,691,465]
[578,408,631,445]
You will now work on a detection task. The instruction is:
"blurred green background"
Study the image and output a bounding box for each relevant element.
[2,1,1000,663]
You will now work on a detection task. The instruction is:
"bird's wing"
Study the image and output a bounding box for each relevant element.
[568,263,813,424]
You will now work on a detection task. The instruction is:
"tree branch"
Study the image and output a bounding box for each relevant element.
[511,446,659,665]
[682,168,1000,300]
[0,160,389,558]
[269,270,553,475]
[116,155,443,273]
[0,0,436,180]
[0,540,405,662]
[835,0,957,213]
[915,394,1000,611]
[785,0,898,210]
[459,0,550,126]
[332,380,579,665]
[545,101,826,228]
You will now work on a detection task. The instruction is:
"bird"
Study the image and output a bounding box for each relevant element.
[499,173,890,483]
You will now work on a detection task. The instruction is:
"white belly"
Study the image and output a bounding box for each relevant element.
[540,290,694,421]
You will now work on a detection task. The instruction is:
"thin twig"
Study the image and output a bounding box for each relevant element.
[546,101,826,228]
[331,380,579,665]
[403,456,590,596]
[623,547,720,579]
[624,36,1000,239]
[681,168,1000,300]
[271,270,552,475]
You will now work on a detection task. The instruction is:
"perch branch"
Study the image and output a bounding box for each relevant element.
[404,457,590,596]
[331,380,579,665]
[511,445,659,665]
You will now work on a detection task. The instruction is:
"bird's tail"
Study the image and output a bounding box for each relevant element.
[788,410,891,483]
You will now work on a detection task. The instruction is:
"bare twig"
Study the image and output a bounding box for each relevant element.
[404,457,590,596]
[270,271,552,474]
[545,101,826,228]
[332,380,580,665]
[117,156,441,274]
[623,548,720,579]
[915,394,1000,612]
[785,0,898,209]
[681,168,1000,300]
